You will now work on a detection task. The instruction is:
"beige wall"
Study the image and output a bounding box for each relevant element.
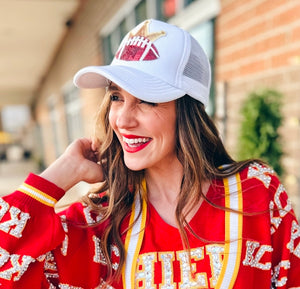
[35,0,127,164]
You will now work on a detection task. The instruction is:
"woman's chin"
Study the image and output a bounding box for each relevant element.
[124,158,147,172]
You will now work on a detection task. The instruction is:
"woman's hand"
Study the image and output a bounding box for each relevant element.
[40,138,104,191]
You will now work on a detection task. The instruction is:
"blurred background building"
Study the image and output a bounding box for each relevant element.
[0,0,299,213]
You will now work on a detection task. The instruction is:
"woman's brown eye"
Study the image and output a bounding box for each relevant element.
[110,95,119,101]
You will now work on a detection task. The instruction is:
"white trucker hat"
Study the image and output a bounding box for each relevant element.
[73,19,211,106]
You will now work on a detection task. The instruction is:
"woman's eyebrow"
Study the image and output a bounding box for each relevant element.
[107,84,120,92]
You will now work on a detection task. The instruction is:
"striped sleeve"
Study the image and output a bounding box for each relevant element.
[18,183,58,207]
[16,173,65,208]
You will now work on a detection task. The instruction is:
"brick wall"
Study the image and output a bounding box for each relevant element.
[217,0,300,79]
[216,0,300,212]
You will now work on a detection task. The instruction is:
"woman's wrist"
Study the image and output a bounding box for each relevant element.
[39,154,81,191]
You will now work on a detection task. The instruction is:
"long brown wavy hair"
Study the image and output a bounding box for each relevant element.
[83,92,259,283]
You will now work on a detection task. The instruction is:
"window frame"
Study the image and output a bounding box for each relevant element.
[62,82,84,144]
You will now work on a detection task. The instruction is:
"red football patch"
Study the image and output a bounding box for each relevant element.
[116,36,160,61]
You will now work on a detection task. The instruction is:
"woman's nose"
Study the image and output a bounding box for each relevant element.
[115,105,138,129]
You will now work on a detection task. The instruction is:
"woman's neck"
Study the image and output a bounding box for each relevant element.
[144,158,210,228]
[144,159,184,227]
[145,158,183,204]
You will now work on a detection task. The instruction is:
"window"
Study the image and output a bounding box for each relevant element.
[63,86,83,143]
[48,97,65,157]
[184,0,197,6]
[157,0,176,21]
[102,18,133,64]
[135,0,147,23]
[189,20,215,115]
[102,34,114,65]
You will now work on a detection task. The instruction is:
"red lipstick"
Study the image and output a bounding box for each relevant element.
[122,134,151,153]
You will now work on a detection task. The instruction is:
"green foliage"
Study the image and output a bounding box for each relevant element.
[238,89,284,175]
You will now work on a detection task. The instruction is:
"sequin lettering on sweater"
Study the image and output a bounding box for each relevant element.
[135,245,224,288]
[0,198,30,238]
[243,241,273,270]
[0,249,35,281]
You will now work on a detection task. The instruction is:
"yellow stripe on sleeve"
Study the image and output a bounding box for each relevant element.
[18,183,58,207]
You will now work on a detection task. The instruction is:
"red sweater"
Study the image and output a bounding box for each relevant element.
[1,163,300,288]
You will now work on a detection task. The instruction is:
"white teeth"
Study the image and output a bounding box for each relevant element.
[122,136,150,145]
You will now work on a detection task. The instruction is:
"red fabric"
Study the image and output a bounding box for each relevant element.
[1,165,300,288]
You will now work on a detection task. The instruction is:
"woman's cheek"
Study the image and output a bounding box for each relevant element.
[108,110,116,129]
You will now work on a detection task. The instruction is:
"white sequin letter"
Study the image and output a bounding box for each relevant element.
[0,254,35,281]
[274,184,291,218]
[158,252,176,289]
[177,248,208,288]
[60,216,69,256]
[287,220,300,258]
[136,253,156,289]
[93,235,107,264]
[247,163,274,188]
[0,201,30,238]
[271,260,290,287]
[0,247,10,267]
[206,245,224,287]
[270,201,282,234]
[243,241,273,270]
[0,198,9,219]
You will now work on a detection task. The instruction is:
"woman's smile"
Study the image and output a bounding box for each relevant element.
[122,134,152,153]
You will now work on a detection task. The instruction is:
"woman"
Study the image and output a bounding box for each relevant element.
[0,19,299,289]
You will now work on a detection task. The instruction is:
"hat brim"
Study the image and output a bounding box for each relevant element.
[73,65,186,103]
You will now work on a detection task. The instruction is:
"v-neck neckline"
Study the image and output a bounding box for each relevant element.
[147,183,214,232]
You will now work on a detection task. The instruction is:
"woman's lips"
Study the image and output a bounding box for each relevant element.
[122,135,152,153]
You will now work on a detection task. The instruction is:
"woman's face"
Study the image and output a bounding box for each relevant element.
[108,83,178,172]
